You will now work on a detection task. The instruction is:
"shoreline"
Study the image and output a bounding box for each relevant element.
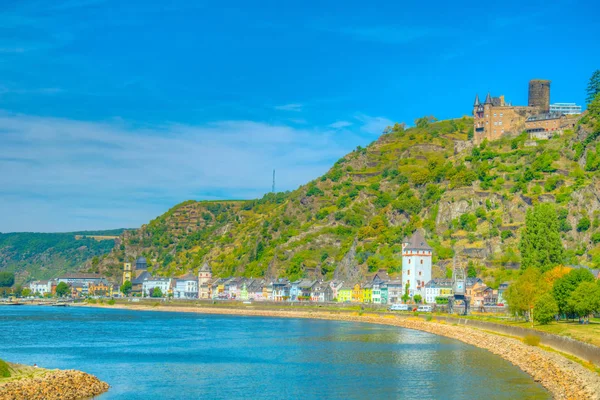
[77,302,600,400]
[0,362,109,400]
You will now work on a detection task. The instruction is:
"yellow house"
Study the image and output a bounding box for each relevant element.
[362,283,373,303]
[351,283,363,303]
[337,287,352,302]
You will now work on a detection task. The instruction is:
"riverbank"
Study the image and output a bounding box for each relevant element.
[78,302,600,400]
[0,361,109,400]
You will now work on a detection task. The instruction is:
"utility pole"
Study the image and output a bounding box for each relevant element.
[272,169,275,193]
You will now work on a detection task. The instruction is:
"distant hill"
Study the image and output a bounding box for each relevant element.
[0,229,128,283]
[92,107,600,288]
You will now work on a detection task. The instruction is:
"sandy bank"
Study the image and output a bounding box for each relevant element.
[79,302,600,399]
[0,365,109,400]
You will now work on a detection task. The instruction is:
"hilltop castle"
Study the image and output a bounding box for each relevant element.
[472,79,579,145]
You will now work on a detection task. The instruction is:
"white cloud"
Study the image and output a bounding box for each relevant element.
[354,114,393,135]
[0,111,368,232]
[328,120,353,129]
[274,103,303,112]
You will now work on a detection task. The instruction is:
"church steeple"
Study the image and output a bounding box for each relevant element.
[484,92,493,104]
[474,94,480,106]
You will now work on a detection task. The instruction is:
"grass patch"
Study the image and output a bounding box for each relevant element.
[524,334,541,346]
[0,359,10,378]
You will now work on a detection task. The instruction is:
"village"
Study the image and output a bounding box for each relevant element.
[24,231,511,310]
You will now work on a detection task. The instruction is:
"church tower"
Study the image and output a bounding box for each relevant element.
[122,262,132,284]
[401,230,433,299]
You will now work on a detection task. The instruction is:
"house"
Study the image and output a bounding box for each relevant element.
[329,280,344,301]
[246,279,264,301]
[401,230,433,299]
[57,273,105,286]
[142,277,172,297]
[469,280,488,307]
[88,279,112,297]
[211,278,226,299]
[271,279,290,301]
[29,280,53,296]
[264,282,273,300]
[387,280,403,304]
[173,273,198,299]
[351,283,363,303]
[311,282,333,302]
[362,283,373,303]
[372,280,388,304]
[482,286,498,305]
[337,286,352,303]
[424,279,453,304]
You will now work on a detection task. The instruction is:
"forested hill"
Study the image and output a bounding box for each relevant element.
[95,103,600,287]
[0,229,127,283]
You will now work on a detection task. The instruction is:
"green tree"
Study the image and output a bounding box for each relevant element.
[151,287,163,298]
[55,282,70,297]
[504,268,545,320]
[577,216,591,232]
[413,294,422,304]
[120,280,132,295]
[568,282,600,322]
[401,282,410,303]
[519,203,564,272]
[586,70,600,105]
[0,272,15,287]
[21,288,32,297]
[467,261,477,278]
[533,293,558,325]
[552,268,595,315]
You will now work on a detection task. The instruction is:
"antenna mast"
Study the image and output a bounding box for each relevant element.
[272,169,275,193]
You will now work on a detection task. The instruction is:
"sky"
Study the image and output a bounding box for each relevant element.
[1,0,599,232]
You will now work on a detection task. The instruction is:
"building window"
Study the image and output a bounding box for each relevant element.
[500,113,503,117]
[420,260,423,264]
[407,270,410,275]
[494,113,496,116]
[408,259,411,264]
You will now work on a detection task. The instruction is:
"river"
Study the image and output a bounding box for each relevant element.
[0,305,549,399]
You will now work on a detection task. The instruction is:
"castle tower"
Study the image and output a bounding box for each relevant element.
[401,230,432,300]
[528,79,551,112]
[122,262,132,284]
[198,262,212,285]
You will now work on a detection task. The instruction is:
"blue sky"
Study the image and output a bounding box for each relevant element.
[0,0,598,232]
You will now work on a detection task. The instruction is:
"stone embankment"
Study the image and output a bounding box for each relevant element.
[86,303,600,400]
[0,368,109,400]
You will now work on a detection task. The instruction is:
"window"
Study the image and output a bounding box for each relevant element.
[500,113,503,117]
[407,270,410,275]
[408,259,411,264]
[494,113,496,116]
[420,260,423,264]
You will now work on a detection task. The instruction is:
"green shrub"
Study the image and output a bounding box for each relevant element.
[413,311,419,317]
[107,298,116,305]
[425,314,433,322]
[523,335,541,346]
[0,359,10,378]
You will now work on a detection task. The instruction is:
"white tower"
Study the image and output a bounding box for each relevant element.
[401,230,433,299]
[198,262,212,285]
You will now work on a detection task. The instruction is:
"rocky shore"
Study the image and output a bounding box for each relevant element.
[0,367,109,400]
[84,303,600,399]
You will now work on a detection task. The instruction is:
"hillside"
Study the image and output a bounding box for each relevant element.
[0,229,127,283]
[96,108,600,288]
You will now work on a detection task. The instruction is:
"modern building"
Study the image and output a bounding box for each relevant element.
[549,102,582,115]
[401,230,433,298]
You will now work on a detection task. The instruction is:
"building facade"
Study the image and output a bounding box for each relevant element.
[401,230,432,298]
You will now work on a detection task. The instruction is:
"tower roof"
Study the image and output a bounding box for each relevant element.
[474,94,480,106]
[403,230,432,251]
[484,92,492,104]
[200,262,212,273]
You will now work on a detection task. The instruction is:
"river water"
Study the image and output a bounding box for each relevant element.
[0,305,549,399]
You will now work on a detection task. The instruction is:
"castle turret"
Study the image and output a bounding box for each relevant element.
[473,94,480,106]
[484,92,492,104]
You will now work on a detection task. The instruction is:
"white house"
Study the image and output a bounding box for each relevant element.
[142,277,172,297]
[401,230,433,298]
[424,279,453,304]
[173,274,198,299]
[29,280,53,296]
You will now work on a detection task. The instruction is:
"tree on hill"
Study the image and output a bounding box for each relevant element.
[552,268,595,316]
[519,203,563,272]
[55,282,70,297]
[467,261,477,278]
[568,282,600,322]
[587,70,600,105]
[0,272,15,287]
[120,280,132,295]
[533,293,558,325]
